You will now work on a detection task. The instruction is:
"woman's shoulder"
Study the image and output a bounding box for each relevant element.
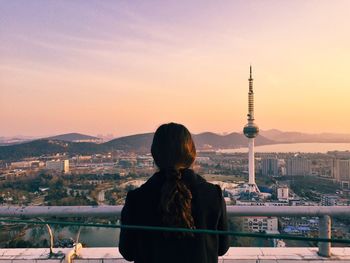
[125,170,222,200]
[183,170,223,196]
[125,172,163,199]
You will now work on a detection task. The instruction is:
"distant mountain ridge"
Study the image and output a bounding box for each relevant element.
[260,129,350,143]
[103,132,273,151]
[0,133,102,146]
[193,132,272,148]
[103,133,154,152]
[2,129,350,161]
[0,132,273,161]
[47,133,102,142]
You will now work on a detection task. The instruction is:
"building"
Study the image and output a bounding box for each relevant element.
[281,216,319,236]
[280,166,287,176]
[10,160,43,169]
[236,200,289,206]
[277,186,289,201]
[321,194,338,206]
[243,217,279,233]
[10,161,32,169]
[136,156,154,167]
[1,170,27,180]
[333,159,350,188]
[286,157,311,176]
[46,160,69,173]
[261,158,279,177]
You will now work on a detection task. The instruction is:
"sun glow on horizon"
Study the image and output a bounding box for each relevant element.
[1,0,350,137]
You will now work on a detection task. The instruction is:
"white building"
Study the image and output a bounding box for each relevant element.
[286,157,311,176]
[277,186,289,201]
[10,161,32,169]
[10,160,44,169]
[46,160,69,173]
[243,217,279,234]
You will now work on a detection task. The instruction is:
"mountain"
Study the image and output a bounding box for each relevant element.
[3,129,350,161]
[260,129,350,143]
[193,132,273,149]
[47,133,102,143]
[0,132,274,160]
[0,139,105,160]
[0,136,35,146]
[0,140,67,160]
[104,132,273,153]
[104,133,154,152]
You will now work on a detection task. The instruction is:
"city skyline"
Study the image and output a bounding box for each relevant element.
[1,1,350,137]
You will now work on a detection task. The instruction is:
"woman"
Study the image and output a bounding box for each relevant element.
[119,123,229,263]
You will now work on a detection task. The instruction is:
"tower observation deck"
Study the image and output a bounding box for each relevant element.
[243,66,260,193]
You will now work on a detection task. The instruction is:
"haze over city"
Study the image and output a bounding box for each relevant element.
[1,0,350,137]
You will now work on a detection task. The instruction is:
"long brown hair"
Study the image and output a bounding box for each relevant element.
[151,123,196,233]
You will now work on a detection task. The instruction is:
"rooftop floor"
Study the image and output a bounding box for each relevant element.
[1,247,350,263]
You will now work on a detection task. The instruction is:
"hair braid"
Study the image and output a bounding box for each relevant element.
[160,169,195,236]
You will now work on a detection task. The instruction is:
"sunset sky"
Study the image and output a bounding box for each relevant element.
[1,0,350,137]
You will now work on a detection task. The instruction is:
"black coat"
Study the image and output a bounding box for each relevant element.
[119,169,229,263]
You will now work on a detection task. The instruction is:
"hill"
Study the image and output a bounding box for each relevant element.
[3,129,350,161]
[0,140,67,160]
[0,132,274,160]
[47,133,102,142]
[193,132,273,149]
[260,129,350,143]
[104,132,273,153]
[0,139,105,160]
[103,133,154,152]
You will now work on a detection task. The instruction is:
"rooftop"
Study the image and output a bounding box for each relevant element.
[1,247,350,263]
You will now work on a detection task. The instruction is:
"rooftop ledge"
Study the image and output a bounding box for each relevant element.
[1,247,350,263]
[1,205,350,261]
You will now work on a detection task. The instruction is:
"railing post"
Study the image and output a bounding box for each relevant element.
[318,215,331,257]
[37,218,54,256]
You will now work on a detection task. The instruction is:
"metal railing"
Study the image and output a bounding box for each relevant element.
[1,205,350,257]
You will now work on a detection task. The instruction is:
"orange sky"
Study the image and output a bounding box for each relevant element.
[1,1,350,137]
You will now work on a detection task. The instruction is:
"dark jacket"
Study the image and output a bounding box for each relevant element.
[119,169,229,263]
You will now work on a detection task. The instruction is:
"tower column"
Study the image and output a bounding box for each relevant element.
[248,138,255,185]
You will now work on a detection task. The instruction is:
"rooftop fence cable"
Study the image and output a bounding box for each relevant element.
[1,218,350,244]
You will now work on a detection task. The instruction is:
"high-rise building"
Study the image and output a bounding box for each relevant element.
[46,160,69,173]
[286,157,311,176]
[261,158,279,177]
[333,159,350,188]
[243,66,260,193]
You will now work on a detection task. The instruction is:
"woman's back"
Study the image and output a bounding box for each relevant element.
[119,169,229,263]
[119,123,229,263]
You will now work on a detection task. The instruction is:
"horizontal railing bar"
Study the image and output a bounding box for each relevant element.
[2,218,350,244]
[226,206,350,217]
[0,205,124,218]
[0,205,350,218]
